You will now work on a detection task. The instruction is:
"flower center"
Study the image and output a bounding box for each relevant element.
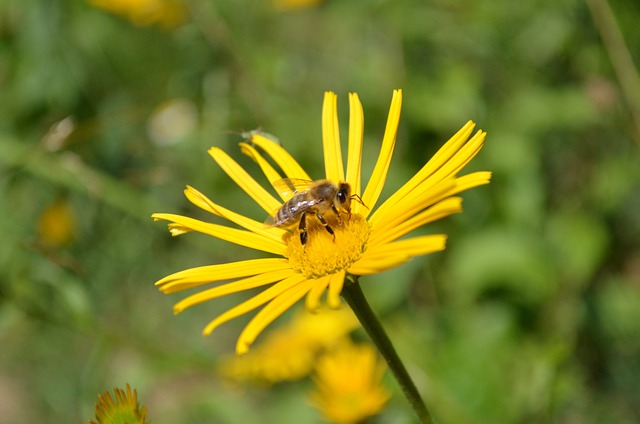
[285,214,370,278]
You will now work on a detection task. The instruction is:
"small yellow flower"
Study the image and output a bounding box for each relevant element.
[153,90,490,354]
[273,0,323,12]
[88,0,187,28]
[89,384,147,424]
[219,307,359,384]
[309,341,390,424]
[37,198,76,246]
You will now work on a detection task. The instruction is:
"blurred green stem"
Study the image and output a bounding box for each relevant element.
[587,0,640,143]
[342,276,435,424]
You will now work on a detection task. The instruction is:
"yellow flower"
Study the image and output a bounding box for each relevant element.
[88,0,187,28]
[309,341,390,424]
[89,384,147,424]
[219,306,359,384]
[273,0,323,12]
[153,90,490,354]
[37,198,76,246]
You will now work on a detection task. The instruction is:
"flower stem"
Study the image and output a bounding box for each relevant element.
[342,277,435,424]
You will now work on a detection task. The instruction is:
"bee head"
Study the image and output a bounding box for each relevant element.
[336,183,351,207]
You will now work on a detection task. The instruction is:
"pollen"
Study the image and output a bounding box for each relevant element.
[285,214,370,278]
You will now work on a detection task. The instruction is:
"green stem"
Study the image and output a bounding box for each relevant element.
[341,277,435,424]
[586,0,640,143]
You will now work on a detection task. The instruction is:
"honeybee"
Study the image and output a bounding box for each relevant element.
[267,178,363,245]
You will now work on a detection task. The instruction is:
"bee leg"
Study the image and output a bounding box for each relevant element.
[316,214,336,242]
[331,204,345,226]
[299,213,308,245]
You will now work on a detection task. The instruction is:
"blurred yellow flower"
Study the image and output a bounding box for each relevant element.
[273,0,323,12]
[219,307,359,384]
[147,98,198,147]
[89,384,147,424]
[88,0,187,28]
[37,199,75,246]
[153,90,490,354]
[309,341,390,424]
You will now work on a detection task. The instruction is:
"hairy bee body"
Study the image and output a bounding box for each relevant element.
[268,179,353,245]
[272,181,346,226]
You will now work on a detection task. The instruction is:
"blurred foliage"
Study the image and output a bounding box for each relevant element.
[1,0,639,423]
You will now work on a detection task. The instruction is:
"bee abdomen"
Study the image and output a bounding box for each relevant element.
[273,195,304,226]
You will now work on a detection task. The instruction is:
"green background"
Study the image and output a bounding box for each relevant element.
[1,0,639,422]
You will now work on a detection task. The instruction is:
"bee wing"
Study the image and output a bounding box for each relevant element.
[284,197,323,216]
[271,178,313,200]
[265,197,324,227]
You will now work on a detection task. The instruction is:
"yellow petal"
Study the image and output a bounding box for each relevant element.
[239,142,284,194]
[369,178,457,230]
[346,92,364,204]
[450,171,492,194]
[361,89,402,217]
[369,197,463,246]
[348,254,416,276]
[305,276,331,312]
[327,270,345,309]
[369,121,477,223]
[156,257,290,292]
[173,268,297,312]
[152,213,286,255]
[426,121,477,174]
[250,133,311,180]
[365,234,447,258]
[208,147,282,214]
[322,92,344,182]
[427,129,486,183]
[163,223,192,236]
[350,235,447,275]
[236,278,316,354]
[370,170,490,233]
[183,185,287,243]
[202,273,308,336]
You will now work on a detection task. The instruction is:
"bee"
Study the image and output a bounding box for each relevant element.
[267,178,364,245]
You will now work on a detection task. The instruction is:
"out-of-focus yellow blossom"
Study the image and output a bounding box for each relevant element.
[37,199,75,246]
[219,307,359,384]
[309,341,390,424]
[273,0,323,12]
[147,98,198,147]
[88,0,187,28]
[89,384,147,424]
